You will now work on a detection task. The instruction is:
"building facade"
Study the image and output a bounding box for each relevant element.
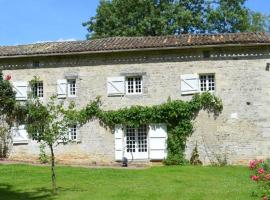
[1,32,270,165]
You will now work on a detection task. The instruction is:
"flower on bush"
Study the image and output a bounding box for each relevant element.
[258,168,265,174]
[251,175,260,181]
[265,174,270,180]
[250,160,257,169]
[4,75,11,81]
[249,159,270,199]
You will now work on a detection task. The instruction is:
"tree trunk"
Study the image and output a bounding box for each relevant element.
[49,144,56,194]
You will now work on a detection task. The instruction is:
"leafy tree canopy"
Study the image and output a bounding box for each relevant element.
[83,0,269,39]
[0,72,16,123]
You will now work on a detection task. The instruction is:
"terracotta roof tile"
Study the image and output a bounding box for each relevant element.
[0,32,269,57]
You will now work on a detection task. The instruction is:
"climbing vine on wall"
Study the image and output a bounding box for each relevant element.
[65,92,223,165]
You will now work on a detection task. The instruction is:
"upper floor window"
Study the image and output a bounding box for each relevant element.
[126,76,142,94]
[32,81,44,98]
[67,79,76,97]
[199,74,215,92]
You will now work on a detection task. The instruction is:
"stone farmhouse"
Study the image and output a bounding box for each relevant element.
[1,32,270,165]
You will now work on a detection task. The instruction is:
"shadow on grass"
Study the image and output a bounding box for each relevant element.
[0,184,53,200]
[0,184,87,200]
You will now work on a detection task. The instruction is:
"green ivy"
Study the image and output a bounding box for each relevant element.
[75,92,222,165]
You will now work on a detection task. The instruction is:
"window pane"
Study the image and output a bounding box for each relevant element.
[208,75,215,91]
[126,76,142,94]
[138,125,147,152]
[126,127,136,153]
[69,125,77,140]
[127,78,134,94]
[68,79,76,96]
[200,75,207,91]
[135,77,142,93]
[32,82,43,98]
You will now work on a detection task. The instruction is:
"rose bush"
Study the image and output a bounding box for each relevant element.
[249,159,270,199]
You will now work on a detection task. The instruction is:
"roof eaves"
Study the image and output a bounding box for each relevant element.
[0,42,269,59]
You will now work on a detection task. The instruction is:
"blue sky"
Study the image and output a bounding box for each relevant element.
[0,0,269,46]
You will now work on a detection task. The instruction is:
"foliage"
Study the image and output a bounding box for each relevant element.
[23,96,78,194]
[83,0,269,38]
[76,92,222,164]
[0,72,16,121]
[39,143,49,164]
[190,143,202,165]
[0,164,256,200]
[0,72,16,158]
[249,159,270,199]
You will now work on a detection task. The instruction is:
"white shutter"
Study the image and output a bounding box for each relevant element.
[13,125,29,144]
[115,124,124,161]
[13,81,28,101]
[57,79,67,99]
[107,77,125,96]
[181,74,199,95]
[149,124,167,160]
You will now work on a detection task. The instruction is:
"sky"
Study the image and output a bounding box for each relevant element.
[0,0,269,46]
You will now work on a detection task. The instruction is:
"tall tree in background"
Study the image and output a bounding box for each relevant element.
[83,0,269,39]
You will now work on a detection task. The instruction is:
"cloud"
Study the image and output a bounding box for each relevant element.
[34,38,77,43]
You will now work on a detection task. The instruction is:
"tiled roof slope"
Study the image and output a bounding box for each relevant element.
[0,32,269,57]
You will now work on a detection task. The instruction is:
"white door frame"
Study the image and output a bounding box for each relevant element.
[123,125,149,160]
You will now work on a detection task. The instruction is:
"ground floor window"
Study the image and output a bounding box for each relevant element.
[69,125,77,141]
[115,124,168,161]
[125,125,148,159]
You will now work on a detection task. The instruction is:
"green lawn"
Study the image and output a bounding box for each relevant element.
[0,164,257,200]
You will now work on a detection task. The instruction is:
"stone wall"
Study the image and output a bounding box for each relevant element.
[2,46,270,165]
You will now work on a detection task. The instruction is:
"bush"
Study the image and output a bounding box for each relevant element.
[190,144,202,165]
[249,159,270,199]
[39,143,49,164]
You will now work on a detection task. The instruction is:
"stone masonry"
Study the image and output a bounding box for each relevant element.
[1,41,270,165]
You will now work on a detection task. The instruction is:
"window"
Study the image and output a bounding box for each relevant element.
[126,125,147,153]
[199,74,215,92]
[32,81,44,98]
[126,76,142,94]
[69,125,77,141]
[67,79,76,97]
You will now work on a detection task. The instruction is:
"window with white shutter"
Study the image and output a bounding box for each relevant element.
[57,79,67,99]
[181,74,199,95]
[107,77,125,96]
[13,81,28,101]
[12,125,29,144]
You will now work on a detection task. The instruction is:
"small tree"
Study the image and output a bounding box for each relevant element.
[24,96,79,194]
[0,72,16,158]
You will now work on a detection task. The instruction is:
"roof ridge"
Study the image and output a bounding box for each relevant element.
[1,32,269,47]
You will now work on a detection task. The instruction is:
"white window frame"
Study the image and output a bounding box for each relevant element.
[124,125,148,160]
[67,79,77,97]
[199,74,215,93]
[68,125,78,141]
[32,81,44,98]
[125,76,143,95]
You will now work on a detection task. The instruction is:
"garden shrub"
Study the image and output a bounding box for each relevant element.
[249,159,270,199]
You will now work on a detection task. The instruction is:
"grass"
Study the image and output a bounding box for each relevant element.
[0,164,258,200]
